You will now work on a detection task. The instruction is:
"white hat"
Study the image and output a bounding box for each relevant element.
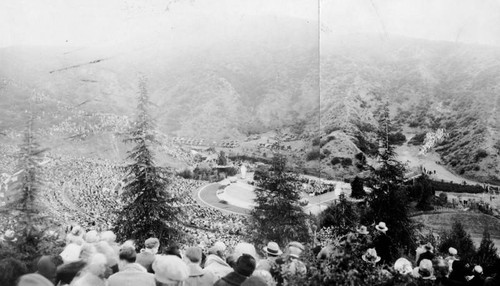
[448,247,458,255]
[394,258,413,275]
[362,248,381,264]
[474,265,483,274]
[375,222,388,233]
[263,242,283,256]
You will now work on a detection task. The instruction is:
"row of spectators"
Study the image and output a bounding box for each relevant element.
[3,221,500,285]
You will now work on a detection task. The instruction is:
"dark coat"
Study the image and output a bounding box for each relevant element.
[214,271,248,286]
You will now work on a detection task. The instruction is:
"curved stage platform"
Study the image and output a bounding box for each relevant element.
[194,176,353,216]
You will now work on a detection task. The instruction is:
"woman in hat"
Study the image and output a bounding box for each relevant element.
[372,222,392,264]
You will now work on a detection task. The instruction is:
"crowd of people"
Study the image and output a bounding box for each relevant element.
[3,220,500,286]
[0,226,309,286]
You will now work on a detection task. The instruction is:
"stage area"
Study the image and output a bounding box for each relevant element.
[208,176,353,215]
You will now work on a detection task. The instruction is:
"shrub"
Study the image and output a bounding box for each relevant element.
[388,132,406,145]
[177,168,193,179]
[475,149,488,161]
[331,157,341,165]
[312,137,321,146]
[306,149,321,161]
[341,158,352,167]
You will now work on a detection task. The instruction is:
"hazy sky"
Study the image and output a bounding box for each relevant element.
[324,0,500,46]
[1,0,500,48]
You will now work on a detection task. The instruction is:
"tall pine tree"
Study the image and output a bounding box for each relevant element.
[474,228,498,268]
[247,153,311,246]
[113,78,182,249]
[2,114,54,265]
[363,101,416,259]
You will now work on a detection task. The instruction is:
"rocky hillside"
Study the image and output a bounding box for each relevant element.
[318,35,500,183]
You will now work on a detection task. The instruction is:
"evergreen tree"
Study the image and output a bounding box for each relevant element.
[363,101,416,259]
[415,174,435,211]
[319,194,359,235]
[113,78,182,249]
[1,115,58,267]
[473,228,498,267]
[350,176,365,199]
[438,220,476,261]
[247,153,311,246]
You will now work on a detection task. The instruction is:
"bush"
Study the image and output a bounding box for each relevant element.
[177,168,193,179]
[341,158,352,167]
[475,149,488,161]
[306,149,321,161]
[312,137,321,146]
[429,179,484,193]
[388,132,406,145]
[331,157,341,165]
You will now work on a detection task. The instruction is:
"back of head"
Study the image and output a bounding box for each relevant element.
[185,247,202,264]
[145,237,160,250]
[0,258,28,286]
[36,256,57,282]
[100,231,116,243]
[235,254,256,277]
[153,255,189,284]
[84,230,100,243]
[119,246,137,263]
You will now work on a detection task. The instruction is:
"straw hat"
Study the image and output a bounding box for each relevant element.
[357,225,369,235]
[375,222,388,233]
[263,242,283,256]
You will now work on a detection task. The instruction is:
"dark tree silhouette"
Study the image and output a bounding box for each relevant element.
[362,101,416,260]
[319,194,359,235]
[247,153,311,246]
[1,115,59,268]
[473,228,498,269]
[350,176,365,199]
[113,78,182,249]
[438,220,476,262]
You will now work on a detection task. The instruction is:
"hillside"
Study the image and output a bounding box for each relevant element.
[318,35,500,183]
[1,28,499,182]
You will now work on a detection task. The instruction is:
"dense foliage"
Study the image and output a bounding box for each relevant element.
[247,153,311,246]
[438,220,476,262]
[363,102,417,258]
[113,79,182,249]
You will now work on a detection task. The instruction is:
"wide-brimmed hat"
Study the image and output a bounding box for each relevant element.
[362,248,381,264]
[357,225,369,235]
[3,229,17,242]
[287,241,305,258]
[418,259,435,280]
[375,222,388,233]
[263,242,282,256]
[394,258,413,275]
